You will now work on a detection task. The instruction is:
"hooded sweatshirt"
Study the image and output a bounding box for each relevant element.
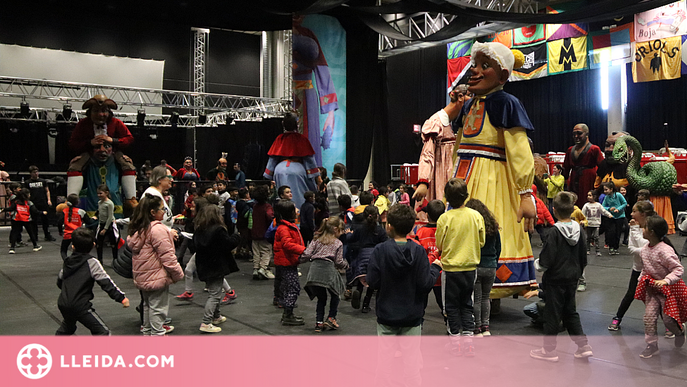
[57,252,126,312]
[537,221,587,286]
[367,239,441,327]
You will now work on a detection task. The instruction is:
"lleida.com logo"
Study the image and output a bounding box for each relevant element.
[17,343,52,379]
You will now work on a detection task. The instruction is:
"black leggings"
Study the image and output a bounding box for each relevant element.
[614,269,641,320]
[96,225,118,263]
[61,238,72,260]
[10,221,38,248]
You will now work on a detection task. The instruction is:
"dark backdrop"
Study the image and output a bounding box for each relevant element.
[505,68,608,154]
[381,45,447,184]
[625,62,687,150]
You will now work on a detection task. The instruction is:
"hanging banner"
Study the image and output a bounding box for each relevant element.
[548,36,588,74]
[681,35,687,73]
[447,57,471,92]
[546,7,588,41]
[480,30,513,48]
[293,15,346,171]
[632,36,682,82]
[513,25,546,47]
[510,42,548,81]
[635,1,687,42]
[447,40,473,91]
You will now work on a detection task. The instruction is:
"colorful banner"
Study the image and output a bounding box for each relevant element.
[548,36,588,74]
[447,57,471,92]
[513,25,546,47]
[510,42,548,81]
[588,45,632,69]
[447,39,473,59]
[588,23,635,50]
[481,30,512,47]
[293,15,346,171]
[632,36,682,82]
[682,35,687,73]
[635,1,687,42]
[546,7,588,41]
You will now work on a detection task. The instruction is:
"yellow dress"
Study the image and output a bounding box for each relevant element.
[453,93,536,298]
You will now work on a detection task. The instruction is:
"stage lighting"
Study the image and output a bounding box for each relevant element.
[198,113,207,125]
[62,104,72,120]
[170,112,179,127]
[137,109,146,127]
[20,101,29,117]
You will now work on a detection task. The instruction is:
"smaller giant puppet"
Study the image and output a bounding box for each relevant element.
[264,112,321,209]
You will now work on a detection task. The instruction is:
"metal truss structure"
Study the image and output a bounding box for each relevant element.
[0,76,292,124]
[378,0,540,56]
[283,30,293,101]
[0,106,200,127]
[191,28,209,115]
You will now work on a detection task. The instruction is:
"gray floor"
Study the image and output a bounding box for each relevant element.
[2,227,687,382]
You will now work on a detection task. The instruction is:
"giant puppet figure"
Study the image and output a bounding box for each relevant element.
[292,14,338,168]
[452,42,537,299]
[67,95,137,214]
[600,133,678,233]
[264,112,321,209]
[414,84,470,210]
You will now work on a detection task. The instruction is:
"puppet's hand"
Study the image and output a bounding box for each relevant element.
[412,184,428,202]
[518,193,536,233]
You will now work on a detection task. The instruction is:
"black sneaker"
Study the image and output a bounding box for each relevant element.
[639,344,659,358]
[45,235,56,242]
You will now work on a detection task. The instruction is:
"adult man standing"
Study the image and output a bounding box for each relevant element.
[206,158,228,181]
[563,124,604,208]
[26,166,55,241]
[233,163,246,189]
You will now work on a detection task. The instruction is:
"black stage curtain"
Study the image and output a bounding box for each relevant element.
[505,68,608,154]
[337,10,381,181]
[625,63,687,150]
[0,121,50,171]
[383,45,447,183]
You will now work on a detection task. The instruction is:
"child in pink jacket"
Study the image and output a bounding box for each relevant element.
[128,194,184,336]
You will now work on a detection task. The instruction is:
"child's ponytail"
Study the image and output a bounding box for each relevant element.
[66,193,80,223]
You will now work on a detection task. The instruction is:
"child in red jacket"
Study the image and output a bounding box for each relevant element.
[273,200,306,325]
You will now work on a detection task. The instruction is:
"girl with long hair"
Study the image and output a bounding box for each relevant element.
[466,198,501,337]
[193,203,240,333]
[128,194,183,336]
[301,217,349,332]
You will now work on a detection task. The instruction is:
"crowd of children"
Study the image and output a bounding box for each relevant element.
[5,158,687,363]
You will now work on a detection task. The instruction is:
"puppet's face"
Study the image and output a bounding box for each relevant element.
[90,105,110,126]
[468,53,508,96]
[604,132,626,164]
[572,126,588,146]
[183,159,193,169]
[93,142,113,162]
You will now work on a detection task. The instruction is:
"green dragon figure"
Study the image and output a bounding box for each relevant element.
[612,135,677,196]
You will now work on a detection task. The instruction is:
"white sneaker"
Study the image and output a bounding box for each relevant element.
[259,268,275,279]
[33,246,42,252]
[212,315,227,325]
[9,249,15,254]
[199,323,222,333]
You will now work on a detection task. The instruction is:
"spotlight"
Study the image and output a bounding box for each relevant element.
[198,113,207,125]
[20,101,30,117]
[170,112,179,127]
[62,104,72,120]
[137,109,146,127]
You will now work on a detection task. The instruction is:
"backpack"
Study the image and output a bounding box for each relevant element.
[264,220,278,243]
